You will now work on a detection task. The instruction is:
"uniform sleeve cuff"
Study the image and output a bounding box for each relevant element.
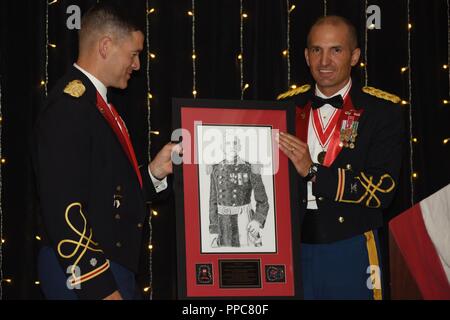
[148,167,168,193]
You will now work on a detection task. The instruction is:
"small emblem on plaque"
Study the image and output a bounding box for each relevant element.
[265,265,286,283]
[196,264,213,285]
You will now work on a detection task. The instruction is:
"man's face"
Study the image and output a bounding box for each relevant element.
[107,31,144,89]
[224,139,239,161]
[304,23,360,96]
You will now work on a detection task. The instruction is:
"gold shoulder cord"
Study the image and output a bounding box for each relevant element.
[276,84,311,100]
[362,86,401,104]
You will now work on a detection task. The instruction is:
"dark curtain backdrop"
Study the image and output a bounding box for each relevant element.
[0,0,448,299]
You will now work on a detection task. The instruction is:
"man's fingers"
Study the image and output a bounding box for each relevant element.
[279,137,307,156]
[278,142,293,158]
[279,132,307,148]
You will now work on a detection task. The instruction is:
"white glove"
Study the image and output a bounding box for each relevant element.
[210,234,219,248]
[247,220,261,237]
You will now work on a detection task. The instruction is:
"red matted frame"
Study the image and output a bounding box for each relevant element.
[172,98,301,299]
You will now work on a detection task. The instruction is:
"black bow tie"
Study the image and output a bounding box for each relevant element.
[311,95,344,109]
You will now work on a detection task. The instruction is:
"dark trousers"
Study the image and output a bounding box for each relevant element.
[38,246,142,300]
[301,230,383,300]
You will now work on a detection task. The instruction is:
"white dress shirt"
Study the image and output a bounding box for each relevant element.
[73,63,167,193]
[306,79,352,209]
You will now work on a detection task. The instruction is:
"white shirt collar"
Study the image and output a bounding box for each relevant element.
[73,63,108,104]
[315,78,352,99]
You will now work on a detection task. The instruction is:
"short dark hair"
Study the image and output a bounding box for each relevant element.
[307,15,359,50]
[79,2,142,49]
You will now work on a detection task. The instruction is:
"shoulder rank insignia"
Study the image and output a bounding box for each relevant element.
[362,86,401,104]
[64,80,86,98]
[277,84,311,100]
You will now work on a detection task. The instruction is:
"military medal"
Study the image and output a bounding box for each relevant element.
[339,110,361,149]
[317,151,326,165]
[312,107,341,166]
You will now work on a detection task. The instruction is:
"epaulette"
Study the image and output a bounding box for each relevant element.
[205,164,213,175]
[64,80,86,98]
[277,84,311,100]
[362,86,401,104]
[251,163,263,174]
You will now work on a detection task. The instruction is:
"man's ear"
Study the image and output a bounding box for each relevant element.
[350,48,361,67]
[98,36,112,59]
[304,48,310,67]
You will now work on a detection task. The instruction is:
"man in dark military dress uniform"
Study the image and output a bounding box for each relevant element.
[32,3,177,300]
[208,136,269,248]
[278,16,404,299]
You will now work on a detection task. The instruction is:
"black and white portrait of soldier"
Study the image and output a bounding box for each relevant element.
[197,125,276,253]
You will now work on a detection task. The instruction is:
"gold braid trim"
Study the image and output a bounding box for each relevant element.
[338,172,395,208]
[364,231,383,300]
[57,203,106,283]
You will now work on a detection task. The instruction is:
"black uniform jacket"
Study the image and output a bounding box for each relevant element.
[33,67,165,299]
[285,82,404,244]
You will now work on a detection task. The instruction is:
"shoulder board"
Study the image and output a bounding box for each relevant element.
[251,163,263,174]
[362,86,401,104]
[277,84,311,100]
[64,80,86,98]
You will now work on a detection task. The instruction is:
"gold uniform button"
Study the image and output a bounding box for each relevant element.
[346,164,352,170]
[338,216,345,223]
[116,242,122,248]
[137,223,143,228]
[115,214,121,220]
[318,197,324,201]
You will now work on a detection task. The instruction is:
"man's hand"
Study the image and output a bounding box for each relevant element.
[149,143,182,180]
[103,290,123,300]
[247,220,261,237]
[278,132,313,177]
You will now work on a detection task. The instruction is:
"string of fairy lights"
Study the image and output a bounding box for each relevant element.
[285,1,296,90]
[363,0,369,87]
[447,0,450,105]
[191,0,197,98]
[0,65,3,300]
[145,0,154,300]
[407,0,415,205]
[443,1,450,153]
[239,0,247,99]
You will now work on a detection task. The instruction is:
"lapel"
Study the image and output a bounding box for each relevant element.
[294,81,366,167]
[95,92,143,188]
[294,88,313,143]
[69,67,143,188]
[322,82,365,166]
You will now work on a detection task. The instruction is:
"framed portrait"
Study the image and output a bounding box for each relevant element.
[172,98,301,299]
